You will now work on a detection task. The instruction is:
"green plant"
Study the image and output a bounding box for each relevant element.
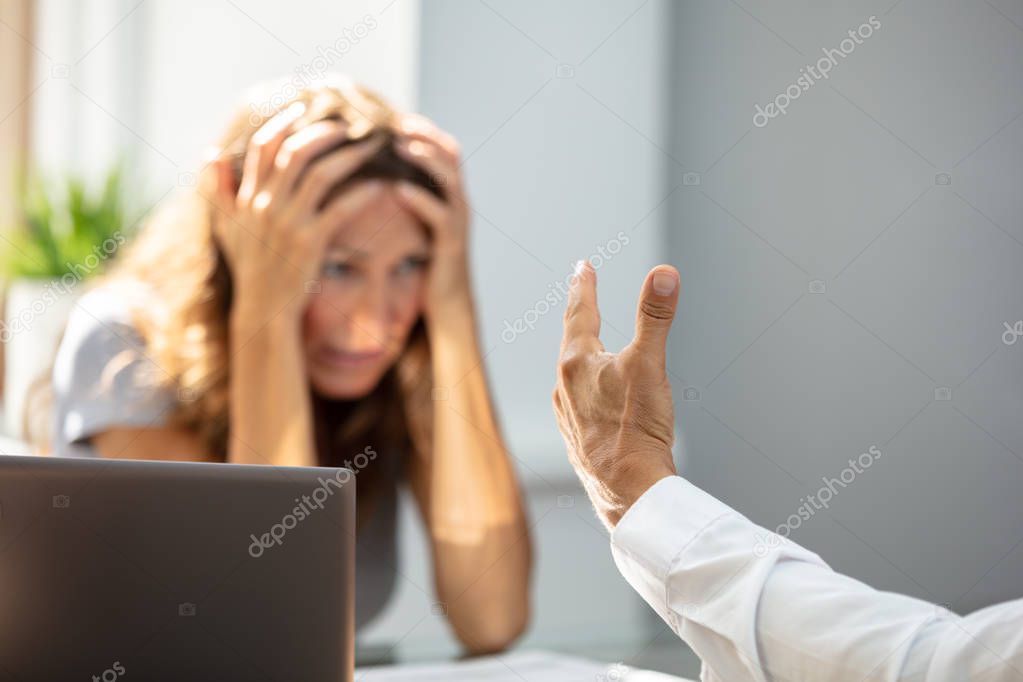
[2,165,134,280]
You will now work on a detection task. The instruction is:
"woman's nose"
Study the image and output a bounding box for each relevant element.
[344,286,390,348]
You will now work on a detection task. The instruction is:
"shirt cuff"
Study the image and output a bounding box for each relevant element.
[612,476,739,576]
[610,475,742,625]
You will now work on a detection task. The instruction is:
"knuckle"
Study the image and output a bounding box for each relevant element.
[248,134,270,156]
[563,300,583,324]
[623,347,659,372]
[280,132,306,155]
[234,185,252,208]
[594,359,623,392]
[274,146,294,171]
[281,135,322,170]
[251,190,274,215]
[640,298,674,321]
[557,350,588,382]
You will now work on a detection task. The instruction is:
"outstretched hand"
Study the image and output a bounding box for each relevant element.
[552,261,680,529]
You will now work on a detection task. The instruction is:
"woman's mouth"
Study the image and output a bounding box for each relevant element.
[315,348,386,369]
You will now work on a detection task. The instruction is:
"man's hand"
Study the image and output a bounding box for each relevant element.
[552,261,680,529]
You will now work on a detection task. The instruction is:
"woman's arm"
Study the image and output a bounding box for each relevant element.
[408,288,532,655]
[225,305,316,466]
[209,104,387,467]
[88,291,335,466]
[394,114,532,654]
[86,314,313,466]
[93,426,210,460]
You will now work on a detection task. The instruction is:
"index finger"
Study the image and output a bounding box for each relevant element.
[561,260,603,354]
[239,101,307,199]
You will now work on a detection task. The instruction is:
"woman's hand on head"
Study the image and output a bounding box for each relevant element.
[391,113,474,322]
[209,102,388,324]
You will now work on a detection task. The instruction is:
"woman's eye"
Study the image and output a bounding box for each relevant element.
[321,261,354,279]
[394,257,428,277]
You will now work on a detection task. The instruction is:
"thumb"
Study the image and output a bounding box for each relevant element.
[631,265,680,358]
[206,154,237,215]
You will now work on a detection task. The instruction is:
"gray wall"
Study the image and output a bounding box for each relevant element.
[669,0,1023,613]
[413,0,674,481]
[359,0,683,665]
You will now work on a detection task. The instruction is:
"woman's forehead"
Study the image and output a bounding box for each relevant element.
[327,190,429,253]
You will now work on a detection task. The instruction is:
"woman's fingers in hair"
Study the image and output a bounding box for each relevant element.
[394,181,450,240]
[238,101,306,202]
[398,114,461,163]
[289,134,389,223]
[211,154,238,212]
[270,121,350,197]
[394,135,465,207]
[208,155,241,256]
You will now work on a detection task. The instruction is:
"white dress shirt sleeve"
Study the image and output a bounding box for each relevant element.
[609,475,1023,682]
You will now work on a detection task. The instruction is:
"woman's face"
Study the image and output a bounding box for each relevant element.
[302,185,429,399]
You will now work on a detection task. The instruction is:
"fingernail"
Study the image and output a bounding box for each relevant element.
[652,270,677,296]
[571,259,589,284]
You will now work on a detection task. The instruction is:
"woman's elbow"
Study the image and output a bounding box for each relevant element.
[454,601,530,655]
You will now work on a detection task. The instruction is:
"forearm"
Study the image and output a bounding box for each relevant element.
[227,301,316,467]
[759,561,1023,681]
[425,294,531,649]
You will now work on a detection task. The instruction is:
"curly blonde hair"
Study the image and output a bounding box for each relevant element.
[43,77,439,515]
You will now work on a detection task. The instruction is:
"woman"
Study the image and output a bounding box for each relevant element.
[44,76,532,653]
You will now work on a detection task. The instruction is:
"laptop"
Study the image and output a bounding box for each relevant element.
[0,454,355,682]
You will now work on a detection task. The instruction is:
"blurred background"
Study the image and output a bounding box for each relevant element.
[1,0,1022,677]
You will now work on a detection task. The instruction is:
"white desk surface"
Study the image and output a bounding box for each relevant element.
[355,650,694,681]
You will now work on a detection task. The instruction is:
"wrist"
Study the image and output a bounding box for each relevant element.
[425,282,476,331]
[606,460,676,527]
[427,257,472,310]
[230,296,300,342]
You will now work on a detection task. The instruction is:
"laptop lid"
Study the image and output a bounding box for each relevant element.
[0,454,355,682]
